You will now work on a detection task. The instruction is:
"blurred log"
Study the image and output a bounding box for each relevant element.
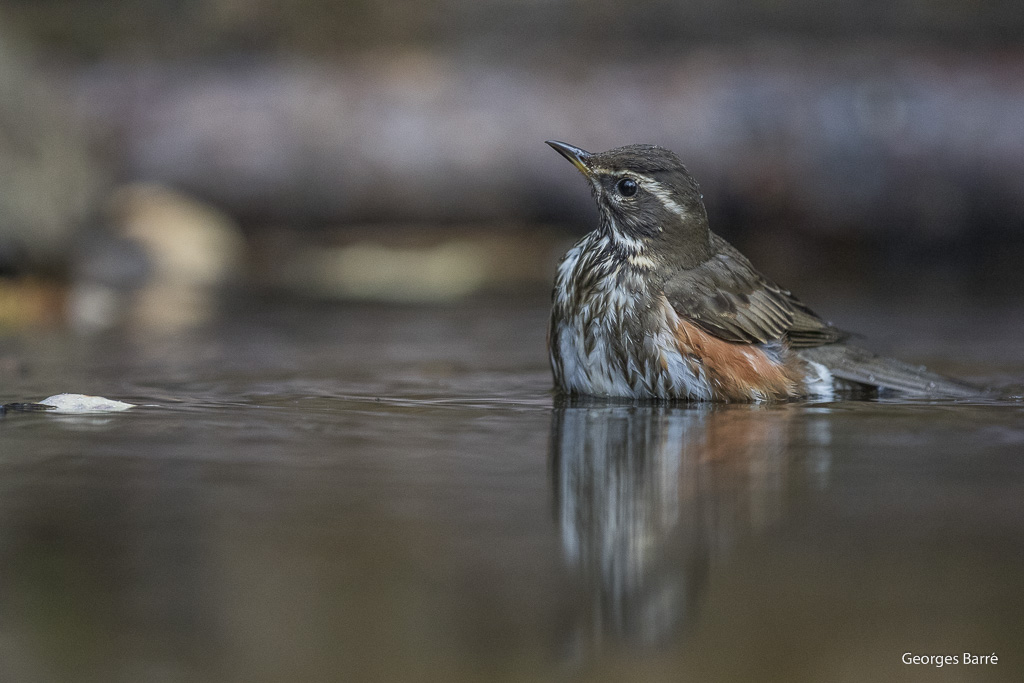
[67,46,1024,247]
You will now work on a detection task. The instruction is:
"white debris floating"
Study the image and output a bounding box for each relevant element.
[39,394,135,414]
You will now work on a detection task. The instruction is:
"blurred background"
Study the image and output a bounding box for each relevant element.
[1,0,1023,331]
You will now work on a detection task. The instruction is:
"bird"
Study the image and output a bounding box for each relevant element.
[545,140,982,402]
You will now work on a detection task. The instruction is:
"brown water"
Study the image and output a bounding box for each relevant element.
[0,296,1022,682]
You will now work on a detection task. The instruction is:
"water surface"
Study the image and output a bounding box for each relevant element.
[0,296,1021,682]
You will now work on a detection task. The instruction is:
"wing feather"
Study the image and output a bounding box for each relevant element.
[663,235,847,348]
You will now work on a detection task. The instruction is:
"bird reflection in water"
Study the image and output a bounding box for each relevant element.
[550,398,832,650]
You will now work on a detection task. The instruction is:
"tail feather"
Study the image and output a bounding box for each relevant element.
[797,344,984,399]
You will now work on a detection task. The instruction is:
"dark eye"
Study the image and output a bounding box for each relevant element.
[616,178,638,197]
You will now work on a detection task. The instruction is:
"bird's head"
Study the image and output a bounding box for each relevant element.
[546,141,713,269]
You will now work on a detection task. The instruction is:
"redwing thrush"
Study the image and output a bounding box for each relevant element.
[546,140,981,402]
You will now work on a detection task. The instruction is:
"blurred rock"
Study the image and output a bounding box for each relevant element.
[0,21,106,272]
[113,183,243,290]
[38,393,135,414]
[70,183,245,331]
[0,278,65,329]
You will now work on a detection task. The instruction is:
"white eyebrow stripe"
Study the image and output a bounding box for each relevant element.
[633,172,689,219]
[591,167,689,226]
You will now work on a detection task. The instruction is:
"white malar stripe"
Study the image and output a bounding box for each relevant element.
[600,212,645,254]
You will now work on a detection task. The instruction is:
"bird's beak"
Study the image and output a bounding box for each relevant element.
[546,140,593,176]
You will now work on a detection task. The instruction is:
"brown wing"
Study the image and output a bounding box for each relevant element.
[663,235,846,348]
